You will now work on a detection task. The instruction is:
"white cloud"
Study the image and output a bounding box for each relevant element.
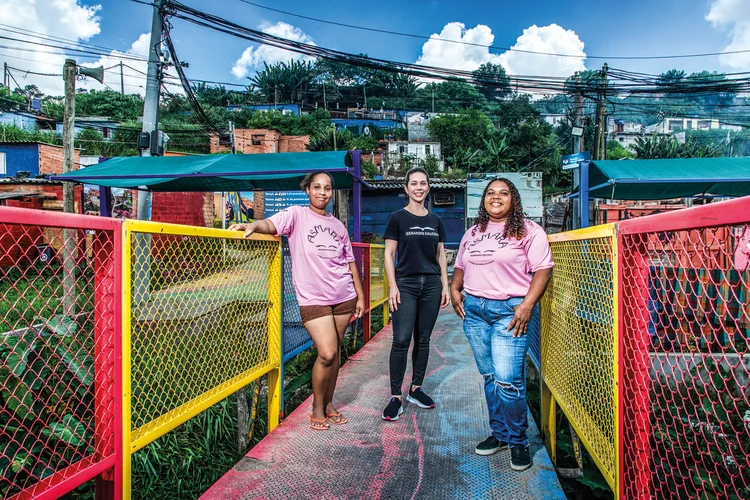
[231,22,316,79]
[414,22,586,84]
[706,0,750,71]
[0,0,101,95]
[79,33,181,96]
[498,24,586,78]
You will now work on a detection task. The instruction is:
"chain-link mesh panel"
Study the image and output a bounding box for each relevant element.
[281,237,310,361]
[369,244,387,308]
[0,217,117,499]
[541,229,617,488]
[127,226,281,447]
[621,223,750,499]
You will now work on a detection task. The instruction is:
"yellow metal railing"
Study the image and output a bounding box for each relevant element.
[540,224,619,492]
[121,221,282,499]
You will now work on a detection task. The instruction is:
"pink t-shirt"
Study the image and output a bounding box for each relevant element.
[455,220,554,301]
[268,205,357,306]
[734,229,750,271]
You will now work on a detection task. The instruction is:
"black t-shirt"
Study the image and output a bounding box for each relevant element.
[384,209,446,278]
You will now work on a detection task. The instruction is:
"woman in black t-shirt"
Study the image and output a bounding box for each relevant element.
[381,167,450,421]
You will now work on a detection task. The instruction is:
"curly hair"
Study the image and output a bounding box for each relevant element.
[300,171,334,191]
[472,177,527,240]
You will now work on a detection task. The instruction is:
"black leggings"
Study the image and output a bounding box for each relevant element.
[389,275,442,396]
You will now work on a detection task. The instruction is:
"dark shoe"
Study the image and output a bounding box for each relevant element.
[475,436,508,456]
[405,387,435,409]
[510,446,531,471]
[382,397,403,421]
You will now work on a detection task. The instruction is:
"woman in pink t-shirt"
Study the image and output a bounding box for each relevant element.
[230,172,365,431]
[450,178,553,471]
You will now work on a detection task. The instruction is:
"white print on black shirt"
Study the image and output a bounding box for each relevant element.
[307,224,342,260]
[405,226,440,237]
[467,232,508,265]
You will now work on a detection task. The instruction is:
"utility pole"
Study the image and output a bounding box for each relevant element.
[323,83,327,110]
[3,62,7,88]
[138,0,164,221]
[62,59,76,214]
[432,88,435,113]
[62,59,77,319]
[119,61,125,95]
[572,72,584,229]
[332,123,337,151]
[363,84,367,110]
[594,63,608,161]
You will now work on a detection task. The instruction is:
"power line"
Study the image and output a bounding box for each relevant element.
[232,0,750,61]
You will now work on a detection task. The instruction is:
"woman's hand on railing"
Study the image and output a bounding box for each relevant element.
[388,285,401,312]
[228,222,256,239]
[450,288,465,320]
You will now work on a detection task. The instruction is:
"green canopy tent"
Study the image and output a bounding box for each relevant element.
[586,157,750,200]
[50,150,370,239]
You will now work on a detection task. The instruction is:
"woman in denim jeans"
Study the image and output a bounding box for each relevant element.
[451,178,553,471]
[381,167,450,421]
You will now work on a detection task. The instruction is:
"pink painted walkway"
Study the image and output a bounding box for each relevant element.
[201,309,563,499]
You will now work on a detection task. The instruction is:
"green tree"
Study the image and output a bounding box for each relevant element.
[250,60,318,104]
[472,62,511,100]
[426,108,492,160]
[606,140,635,160]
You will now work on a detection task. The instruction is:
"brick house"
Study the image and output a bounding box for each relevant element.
[209,129,310,154]
[0,141,81,178]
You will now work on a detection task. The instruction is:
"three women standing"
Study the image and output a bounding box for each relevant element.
[230,171,365,430]
[382,167,450,421]
[451,177,553,471]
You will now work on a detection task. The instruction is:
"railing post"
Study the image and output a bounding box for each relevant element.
[267,240,283,432]
[94,229,118,500]
[121,223,133,500]
[541,379,557,465]
[363,245,371,344]
[620,232,651,499]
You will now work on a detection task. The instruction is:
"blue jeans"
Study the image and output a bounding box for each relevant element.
[463,294,539,448]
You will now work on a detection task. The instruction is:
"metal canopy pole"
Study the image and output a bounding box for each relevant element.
[351,150,362,242]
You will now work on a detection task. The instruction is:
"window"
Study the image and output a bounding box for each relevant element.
[619,137,624,142]
[399,145,406,154]
[252,134,264,146]
[424,144,431,155]
[433,191,455,206]
[697,120,711,130]
[668,120,683,131]
[0,152,5,174]
[102,127,111,139]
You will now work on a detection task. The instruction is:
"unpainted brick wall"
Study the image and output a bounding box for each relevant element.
[38,144,81,175]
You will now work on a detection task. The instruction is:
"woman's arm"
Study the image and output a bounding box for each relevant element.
[437,243,450,309]
[228,219,277,238]
[450,268,466,320]
[349,261,366,318]
[384,239,400,312]
[507,267,552,337]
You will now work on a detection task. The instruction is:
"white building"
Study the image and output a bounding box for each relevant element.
[383,141,444,173]
[648,117,742,134]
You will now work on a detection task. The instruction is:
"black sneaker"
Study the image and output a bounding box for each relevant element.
[382,397,403,421]
[475,436,508,456]
[405,387,435,409]
[510,446,531,471]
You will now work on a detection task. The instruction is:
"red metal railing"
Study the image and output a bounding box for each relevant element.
[0,207,122,500]
[618,197,750,499]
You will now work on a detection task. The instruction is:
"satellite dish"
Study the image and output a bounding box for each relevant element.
[78,66,104,84]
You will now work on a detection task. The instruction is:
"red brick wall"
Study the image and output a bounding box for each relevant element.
[209,129,309,154]
[0,183,82,212]
[38,144,80,175]
[149,191,214,228]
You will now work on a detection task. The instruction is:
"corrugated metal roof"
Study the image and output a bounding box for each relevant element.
[0,177,62,185]
[367,179,466,189]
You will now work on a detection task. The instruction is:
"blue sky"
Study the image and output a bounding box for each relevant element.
[1,0,747,95]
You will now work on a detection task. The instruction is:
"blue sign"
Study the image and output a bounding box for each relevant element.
[562,151,590,170]
[264,191,333,218]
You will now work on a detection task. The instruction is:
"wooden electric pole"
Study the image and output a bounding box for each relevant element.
[62,59,77,316]
[594,63,609,160]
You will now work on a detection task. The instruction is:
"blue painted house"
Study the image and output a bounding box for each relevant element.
[55,117,121,139]
[0,111,56,132]
[351,179,466,249]
[0,141,76,178]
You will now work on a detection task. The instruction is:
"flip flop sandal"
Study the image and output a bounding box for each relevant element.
[309,415,330,430]
[326,412,348,425]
